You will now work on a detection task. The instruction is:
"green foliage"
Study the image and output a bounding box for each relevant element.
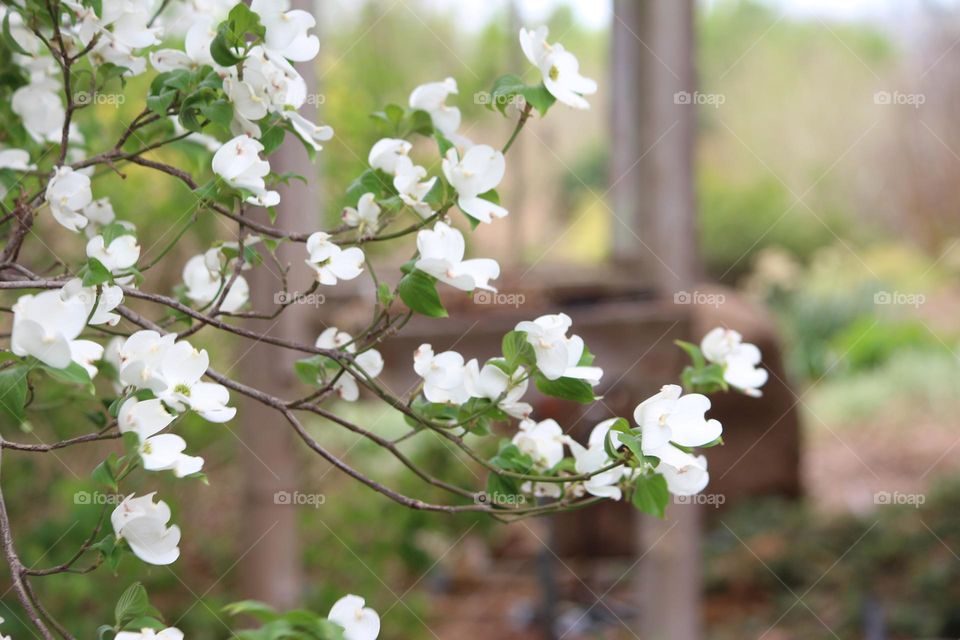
[397,270,447,318]
[631,473,669,518]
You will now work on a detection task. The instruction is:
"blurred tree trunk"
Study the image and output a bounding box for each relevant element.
[238,0,320,609]
[610,0,700,292]
[611,1,703,639]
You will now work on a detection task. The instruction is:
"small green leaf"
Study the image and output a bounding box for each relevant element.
[0,366,28,425]
[501,331,536,373]
[397,270,447,318]
[632,474,669,518]
[533,373,595,404]
[115,582,151,627]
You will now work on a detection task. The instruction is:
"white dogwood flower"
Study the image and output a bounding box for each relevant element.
[520,26,597,109]
[0,149,36,171]
[116,627,184,640]
[150,16,217,72]
[514,313,603,383]
[182,250,250,313]
[45,166,93,232]
[315,328,384,402]
[82,198,117,237]
[342,193,381,232]
[442,145,508,224]
[394,164,436,218]
[368,138,413,175]
[409,77,460,135]
[86,233,140,274]
[567,437,623,501]
[60,278,124,327]
[111,493,181,566]
[11,289,90,369]
[251,0,320,62]
[212,135,280,207]
[118,398,204,477]
[647,444,710,496]
[464,359,532,419]
[305,232,365,285]
[512,418,566,470]
[700,327,768,397]
[12,80,65,144]
[328,594,380,640]
[633,384,722,453]
[415,222,500,292]
[413,344,470,405]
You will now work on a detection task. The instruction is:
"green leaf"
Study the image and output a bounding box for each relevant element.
[675,340,705,369]
[209,28,244,67]
[397,270,447,318]
[81,258,113,287]
[293,356,324,387]
[146,90,177,116]
[115,582,151,628]
[0,366,28,425]
[501,331,536,373]
[632,474,669,518]
[376,283,394,306]
[2,13,30,56]
[92,453,119,490]
[201,99,233,128]
[519,82,556,116]
[42,361,92,386]
[260,122,286,155]
[100,222,135,246]
[223,600,280,622]
[533,373,595,404]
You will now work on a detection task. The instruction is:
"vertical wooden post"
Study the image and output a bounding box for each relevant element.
[612,2,703,638]
[238,0,320,609]
[610,0,700,292]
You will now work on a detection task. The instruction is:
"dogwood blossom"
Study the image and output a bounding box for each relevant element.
[116,627,184,640]
[150,17,217,72]
[12,79,65,144]
[515,313,603,383]
[342,193,381,232]
[60,278,124,327]
[442,145,508,224]
[409,77,460,136]
[82,198,118,236]
[316,328,384,402]
[394,164,437,218]
[117,331,236,422]
[182,250,250,312]
[633,384,722,453]
[415,222,500,292]
[87,233,140,274]
[212,135,280,207]
[512,418,566,470]
[11,289,92,370]
[567,435,623,500]
[368,138,413,175]
[305,232,365,285]
[520,26,597,109]
[111,493,181,566]
[118,398,204,478]
[0,149,36,171]
[328,594,380,640]
[700,327,768,397]
[45,166,93,232]
[464,359,532,419]
[649,444,710,496]
[413,344,470,405]
[251,0,320,62]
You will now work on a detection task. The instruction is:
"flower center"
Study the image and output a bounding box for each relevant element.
[549,65,560,81]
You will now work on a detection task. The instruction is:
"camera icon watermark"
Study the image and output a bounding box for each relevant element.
[75,92,126,107]
[274,490,326,508]
[873,90,925,108]
[874,491,925,508]
[473,491,527,506]
[473,290,525,308]
[873,290,925,308]
[674,493,725,508]
[74,491,123,505]
[473,91,525,109]
[274,291,326,307]
[673,290,726,308]
[673,91,725,108]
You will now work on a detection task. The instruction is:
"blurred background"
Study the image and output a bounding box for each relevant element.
[7,0,960,638]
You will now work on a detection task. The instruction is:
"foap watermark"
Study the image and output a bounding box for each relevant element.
[74,491,123,505]
[674,91,725,108]
[473,91,525,109]
[674,493,726,508]
[305,93,326,106]
[75,92,126,107]
[674,290,726,308]
[473,290,525,308]
[274,490,326,508]
[474,491,527,506]
[873,90,925,108]
[874,491,925,508]
[874,290,925,308]
[275,291,326,307]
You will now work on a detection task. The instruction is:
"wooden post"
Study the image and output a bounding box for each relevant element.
[610,0,700,292]
[612,2,703,638]
[237,0,320,609]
